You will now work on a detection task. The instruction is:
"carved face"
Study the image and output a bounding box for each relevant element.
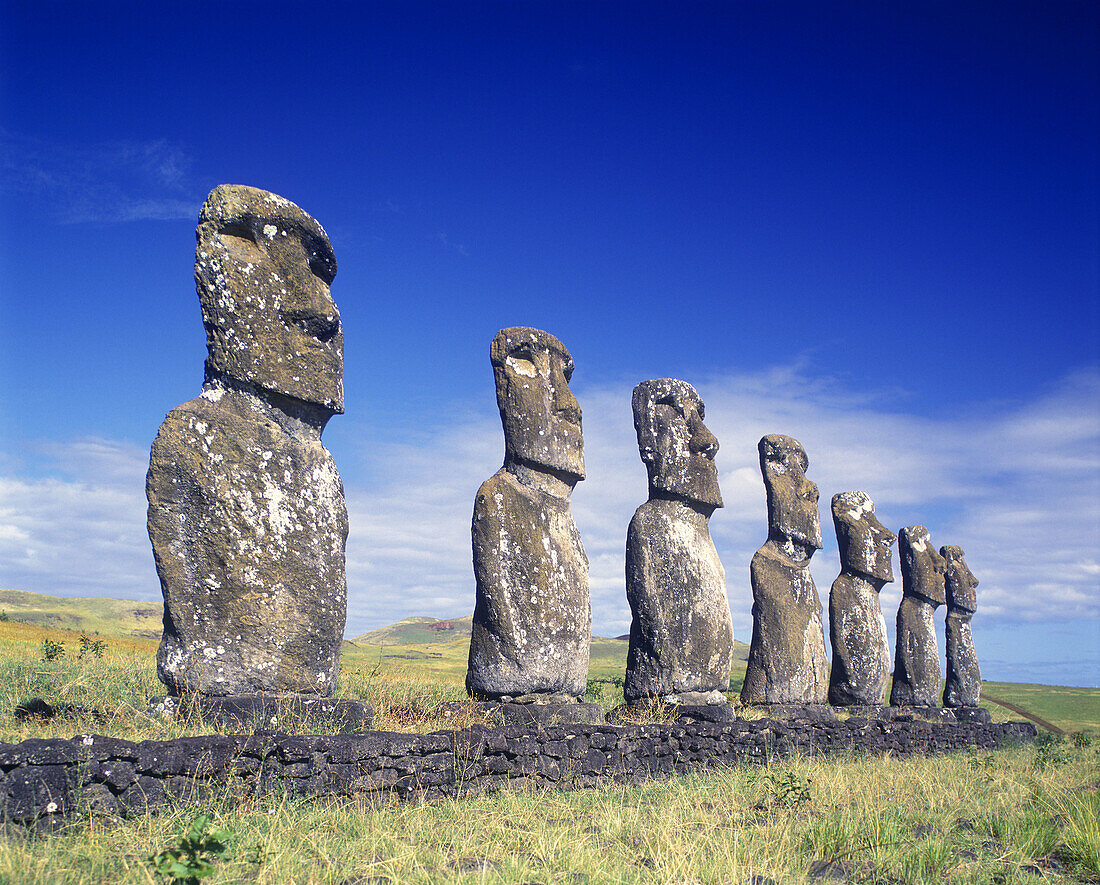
[941,545,979,614]
[759,434,822,551]
[831,491,896,583]
[196,185,343,412]
[899,525,947,606]
[491,327,584,481]
[632,378,722,509]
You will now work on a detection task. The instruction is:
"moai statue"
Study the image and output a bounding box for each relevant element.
[624,379,734,709]
[740,435,829,706]
[889,526,946,707]
[147,185,355,720]
[827,491,897,706]
[942,545,981,708]
[466,327,597,720]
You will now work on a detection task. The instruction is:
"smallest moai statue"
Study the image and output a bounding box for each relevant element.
[890,525,946,707]
[827,491,897,706]
[624,379,734,709]
[942,545,981,708]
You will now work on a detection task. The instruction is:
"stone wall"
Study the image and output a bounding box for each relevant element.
[1,717,1036,827]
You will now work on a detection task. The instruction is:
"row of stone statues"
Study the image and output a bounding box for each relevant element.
[464,328,982,713]
[147,185,982,723]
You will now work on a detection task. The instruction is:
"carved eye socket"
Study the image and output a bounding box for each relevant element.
[306,236,337,284]
[562,359,574,382]
[217,221,264,260]
[656,395,683,418]
[506,350,537,378]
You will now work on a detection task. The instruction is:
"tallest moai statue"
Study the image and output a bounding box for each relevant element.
[147,185,349,698]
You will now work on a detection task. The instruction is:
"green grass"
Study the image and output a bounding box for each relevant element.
[1,740,1097,883]
[1,615,1099,883]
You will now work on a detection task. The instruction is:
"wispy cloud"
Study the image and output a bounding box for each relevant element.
[436,231,469,256]
[1,366,1096,683]
[340,365,1100,647]
[0,131,200,223]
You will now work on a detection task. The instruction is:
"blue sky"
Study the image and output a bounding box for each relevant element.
[1,2,1097,686]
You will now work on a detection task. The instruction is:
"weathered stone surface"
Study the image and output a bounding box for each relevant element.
[466,328,590,700]
[147,185,348,697]
[889,526,946,707]
[741,435,828,705]
[149,694,371,733]
[827,491,896,706]
[624,379,733,705]
[196,185,343,412]
[942,545,981,708]
[479,701,606,727]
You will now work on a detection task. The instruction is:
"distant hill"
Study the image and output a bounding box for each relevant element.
[0,589,163,639]
[0,590,750,664]
[352,615,474,645]
[353,615,750,661]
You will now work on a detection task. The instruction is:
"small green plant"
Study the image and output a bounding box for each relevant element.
[762,769,813,808]
[148,813,232,884]
[0,609,9,621]
[1034,741,1071,769]
[1072,732,1092,749]
[585,674,625,706]
[78,632,107,659]
[40,638,65,662]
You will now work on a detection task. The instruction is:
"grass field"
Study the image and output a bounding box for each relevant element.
[0,598,1098,883]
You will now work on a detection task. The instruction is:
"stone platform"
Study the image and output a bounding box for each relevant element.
[475,699,605,727]
[0,716,1037,827]
[149,694,372,733]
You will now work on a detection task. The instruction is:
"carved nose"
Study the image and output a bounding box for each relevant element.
[553,378,582,425]
[284,305,340,343]
[690,422,719,459]
[284,281,341,343]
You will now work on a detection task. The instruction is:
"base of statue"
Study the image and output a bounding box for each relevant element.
[948,705,992,723]
[881,705,959,723]
[149,694,372,733]
[473,697,606,727]
[744,703,838,722]
[607,702,737,724]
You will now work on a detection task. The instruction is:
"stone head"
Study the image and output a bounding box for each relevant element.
[196,184,343,413]
[759,434,822,552]
[898,525,947,606]
[491,327,584,482]
[941,545,978,614]
[832,491,896,583]
[632,378,722,511]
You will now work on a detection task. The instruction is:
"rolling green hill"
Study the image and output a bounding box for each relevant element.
[0,589,163,639]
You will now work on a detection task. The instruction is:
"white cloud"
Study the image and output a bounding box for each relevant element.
[338,365,1100,645]
[0,132,199,223]
[0,438,157,598]
[1,368,1096,668]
